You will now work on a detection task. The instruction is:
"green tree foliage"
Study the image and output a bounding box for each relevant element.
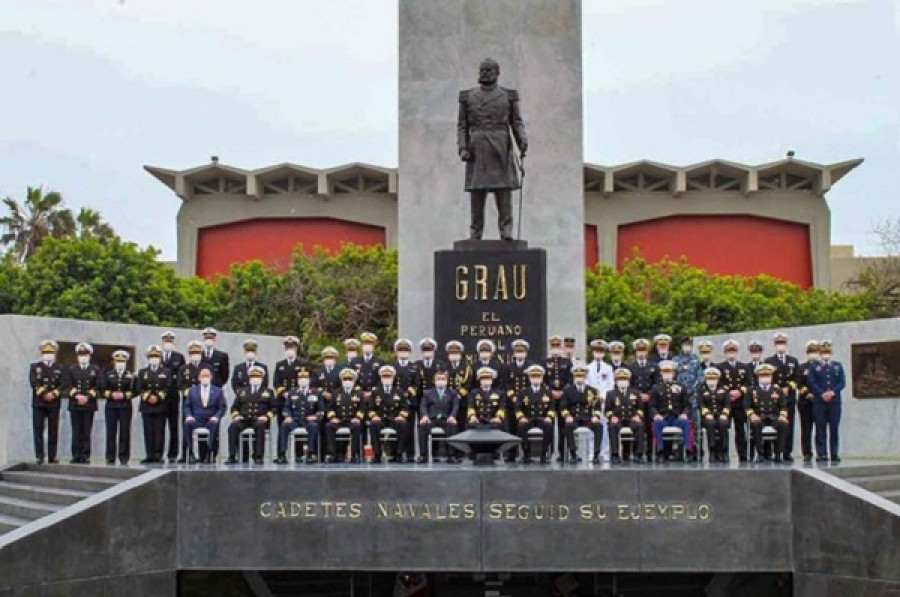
[586,257,873,345]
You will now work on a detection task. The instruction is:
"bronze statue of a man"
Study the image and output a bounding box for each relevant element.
[457,58,527,241]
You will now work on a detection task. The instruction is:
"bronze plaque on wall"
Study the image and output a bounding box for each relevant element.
[852,341,900,399]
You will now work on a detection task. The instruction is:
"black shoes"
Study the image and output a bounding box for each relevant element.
[176,457,187,464]
[48,458,59,464]
[106,459,115,465]
[611,455,621,464]
[273,457,288,465]
[416,456,428,464]
[224,457,238,465]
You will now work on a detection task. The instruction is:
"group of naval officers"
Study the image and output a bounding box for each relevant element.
[28,328,846,467]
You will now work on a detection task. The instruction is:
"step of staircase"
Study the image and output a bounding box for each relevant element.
[879,489,900,505]
[828,464,900,480]
[0,463,147,536]
[843,474,900,493]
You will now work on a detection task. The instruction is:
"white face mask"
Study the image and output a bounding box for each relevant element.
[616,381,629,391]
[479,351,492,360]
[285,348,297,359]
[514,352,526,360]
[245,351,256,361]
[163,342,175,352]
[550,348,562,357]
[611,352,623,361]
[380,376,393,387]
[480,380,493,390]
[775,344,788,354]
[662,373,674,383]
[298,378,310,389]
[636,351,648,360]
[148,357,161,368]
[657,345,669,354]
[189,354,201,366]
[706,380,718,390]
[362,344,374,356]
[435,381,447,390]
[808,353,820,362]
[203,338,215,348]
[346,351,358,361]
[681,345,692,355]
[574,376,586,386]
[821,353,832,362]
[397,351,410,361]
[77,355,90,366]
[529,377,542,388]
[41,354,55,365]
[759,377,772,387]
[342,380,355,391]
[449,355,461,365]
[199,377,211,387]
[324,358,336,368]
[593,351,605,361]
[726,352,738,361]
[423,351,435,360]
[250,381,261,391]
[114,363,126,373]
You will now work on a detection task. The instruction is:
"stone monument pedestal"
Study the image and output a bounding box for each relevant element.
[434,242,547,357]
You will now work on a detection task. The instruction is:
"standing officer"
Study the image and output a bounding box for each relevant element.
[765,332,799,463]
[273,336,308,428]
[563,337,577,362]
[796,341,820,463]
[746,341,765,383]
[225,366,273,465]
[183,365,226,464]
[807,340,845,463]
[516,364,554,464]
[675,336,702,457]
[200,327,230,387]
[747,363,789,463]
[315,346,342,401]
[650,334,673,364]
[340,338,360,371]
[718,340,752,462]
[29,340,65,464]
[504,339,532,438]
[274,368,321,464]
[390,339,419,460]
[160,331,185,463]
[65,342,102,464]
[650,361,692,462]
[137,345,173,464]
[103,350,135,465]
[418,370,461,464]
[561,363,602,464]
[415,338,444,399]
[324,368,364,463]
[698,368,731,463]
[231,339,269,395]
[586,339,613,462]
[608,341,628,370]
[445,340,473,401]
[696,341,717,386]
[604,368,645,464]
[176,340,205,463]
[352,332,382,398]
[629,339,659,455]
[548,336,576,461]
[368,365,411,464]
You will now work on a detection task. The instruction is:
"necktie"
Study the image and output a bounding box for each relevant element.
[426,360,431,368]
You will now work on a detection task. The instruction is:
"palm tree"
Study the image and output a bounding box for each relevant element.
[0,186,71,263]
[74,207,116,240]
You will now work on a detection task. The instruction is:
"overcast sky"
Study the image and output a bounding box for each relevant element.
[0,0,897,259]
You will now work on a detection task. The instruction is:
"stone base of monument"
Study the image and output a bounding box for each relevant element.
[447,427,522,465]
[434,242,547,356]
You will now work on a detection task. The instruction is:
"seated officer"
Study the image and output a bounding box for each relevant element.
[747,363,789,463]
[324,368,364,463]
[604,367,645,464]
[467,367,506,431]
[274,368,321,464]
[225,366,273,465]
[650,360,691,463]
[418,369,461,464]
[516,364,555,464]
[561,363,602,464]
[183,365,226,464]
[698,367,731,463]
[368,365,411,464]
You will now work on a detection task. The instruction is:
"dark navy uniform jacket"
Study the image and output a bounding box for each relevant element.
[29,361,65,409]
[807,360,846,403]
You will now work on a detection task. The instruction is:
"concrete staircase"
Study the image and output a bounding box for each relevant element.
[827,463,900,505]
[0,463,145,535]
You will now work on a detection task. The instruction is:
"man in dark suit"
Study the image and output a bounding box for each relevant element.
[764,332,800,462]
[457,58,527,241]
[417,370,461,463]
[64,342,102,464]
[29,340,65,464]
[200,327,230,388]
[231,339,269,395]
[183,365,226,463]
[160,331,186,463]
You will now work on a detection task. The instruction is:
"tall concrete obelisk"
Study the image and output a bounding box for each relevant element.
[398,0,585,354]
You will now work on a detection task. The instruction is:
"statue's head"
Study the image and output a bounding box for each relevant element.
[478,59,500,85]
